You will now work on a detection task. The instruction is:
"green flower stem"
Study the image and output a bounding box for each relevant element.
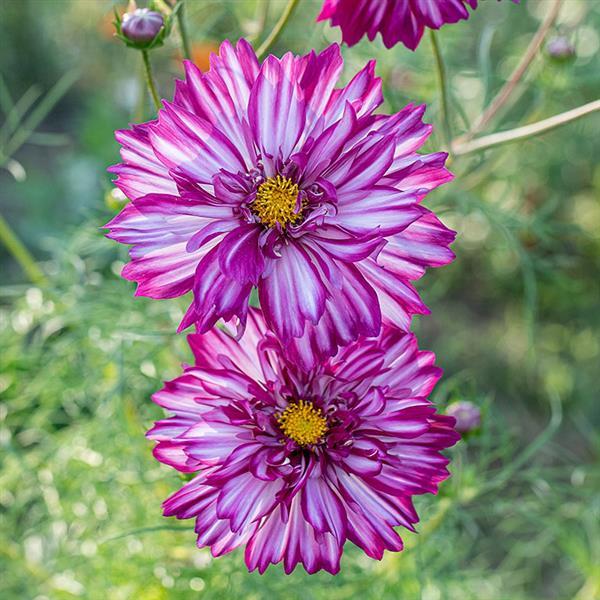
[452,99,600,156]
[176,0,192,60]
[256,0,299,60]
[141,50,161,112]
[248,0,271,43]
[0,211,47,285]
[429,30,452,151]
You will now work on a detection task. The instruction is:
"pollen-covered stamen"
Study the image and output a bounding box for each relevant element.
[276,400,328,446]
[252,175,302,228]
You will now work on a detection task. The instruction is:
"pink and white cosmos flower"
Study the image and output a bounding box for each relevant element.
[318,1,518,51]
[148,309,459,574]
[105,40,454,368]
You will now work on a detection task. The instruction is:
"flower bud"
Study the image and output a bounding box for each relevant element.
[122,8,164,44]
[546,36,576,62]
[446,401,481,434]
[105,187,128,211]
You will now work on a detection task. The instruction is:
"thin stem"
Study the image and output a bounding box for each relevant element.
[141,50,161,112]
[256,0,299,60]
[461,0,563,142]
[0,212,47,285]
[176,0,192,60]
[429,30,452,150]
[452,99,600,156]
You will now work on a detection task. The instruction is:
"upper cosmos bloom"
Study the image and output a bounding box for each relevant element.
[105,40,455,368]
[318,1,518,51]
[148,309,459,574]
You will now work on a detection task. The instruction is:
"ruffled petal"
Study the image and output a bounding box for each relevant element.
[218,223,265,285]
[284,259,381,369]
[245,496,342,575]
[173,40,259,166]
[150,102,248,185]
[259,242,328,343]
[187,309,269,381]
[185,246,253,334]
[108,123,177,200]
[249,53,307,173]
[104,194,218,299]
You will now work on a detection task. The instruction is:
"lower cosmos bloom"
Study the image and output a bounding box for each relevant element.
[318,1,518,51]
[148,309,459,574]
[105,39,455,368]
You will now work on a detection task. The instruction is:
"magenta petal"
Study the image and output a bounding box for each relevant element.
[109,123,177,200]
[189,246,252,334]
[301,474,347,543]
[218,224,265,285]
[307,225,385,262]
[151,101,248,184]
[259,242,328,342]
[104,194,216,299]
[333,187,425,237]
[248,53,307,172]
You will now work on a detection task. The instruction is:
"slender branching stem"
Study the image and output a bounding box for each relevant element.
[256,0,299,60]
[452,99,600,155]
[429,30,452,150]
[141,50,161,112]
[460,0,563,142]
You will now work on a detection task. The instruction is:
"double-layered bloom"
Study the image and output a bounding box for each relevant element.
[318,1,518,50]
[148,309,459,574]
[105,40,455,368]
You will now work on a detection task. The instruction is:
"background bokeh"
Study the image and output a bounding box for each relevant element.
[1,1,599,598]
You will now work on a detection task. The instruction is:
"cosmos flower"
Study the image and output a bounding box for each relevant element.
[148,309,459,574]
[317,1,518,51]
[105,40,454,367]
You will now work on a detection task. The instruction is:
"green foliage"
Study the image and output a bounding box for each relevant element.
[0,1,599,598]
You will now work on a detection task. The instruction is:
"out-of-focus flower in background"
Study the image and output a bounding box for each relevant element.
[317,0,520,51]
[190,41,220,72]
[546,36,576,62]
[172,42,220,72]
[445,401,481,434]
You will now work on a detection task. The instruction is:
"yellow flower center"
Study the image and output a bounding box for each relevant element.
[252,175,302,228]
[276,400,328,446]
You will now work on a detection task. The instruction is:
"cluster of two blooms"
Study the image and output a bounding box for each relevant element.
[106,0,521,574]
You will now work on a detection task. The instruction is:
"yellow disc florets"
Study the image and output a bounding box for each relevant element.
[252,175,302,228]
[276,400,328,446]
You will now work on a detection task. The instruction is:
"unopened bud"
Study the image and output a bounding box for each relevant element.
[105,187,128,211]
[446,401,481,434]
[122,8,164,43]
[546,36,576,62]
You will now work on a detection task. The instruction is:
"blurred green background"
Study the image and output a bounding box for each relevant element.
[1,1,599,598]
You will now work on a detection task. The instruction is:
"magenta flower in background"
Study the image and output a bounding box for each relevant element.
[318,1,518,51]
[148,309,459,574]
[105,40,455,368]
